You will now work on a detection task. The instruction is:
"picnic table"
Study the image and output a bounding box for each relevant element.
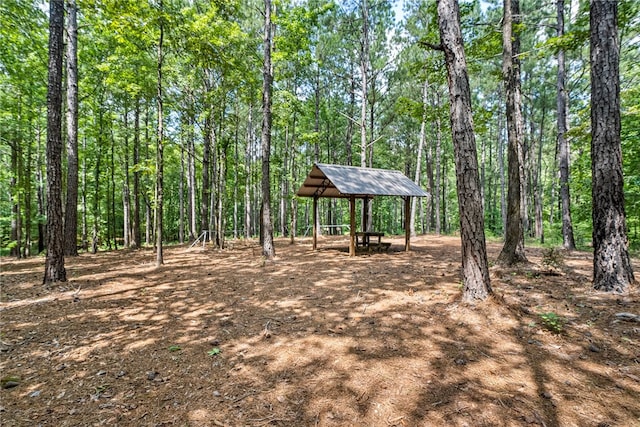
[355,231,391,252]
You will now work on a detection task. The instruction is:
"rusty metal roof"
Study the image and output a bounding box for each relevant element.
[296,163,429,198]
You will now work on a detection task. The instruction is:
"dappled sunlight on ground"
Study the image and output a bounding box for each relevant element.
[1,235,639,426]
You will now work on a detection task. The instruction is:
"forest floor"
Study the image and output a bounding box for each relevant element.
[1,235,639,427]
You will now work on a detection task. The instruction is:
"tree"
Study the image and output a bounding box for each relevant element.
[590,0,635,293]
[436,0,491,301]
[155,0,165,267]
[63,0,79,256]
[497,0,527,266]
[556,0,576,250]
[261,0,275,259]
[43,0,67,284]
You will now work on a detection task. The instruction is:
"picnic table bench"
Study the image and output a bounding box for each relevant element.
[355,231,391,252]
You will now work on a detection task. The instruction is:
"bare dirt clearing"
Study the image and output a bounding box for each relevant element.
[1,235,639,427]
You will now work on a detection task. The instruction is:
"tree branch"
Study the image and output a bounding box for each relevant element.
[419,40,444,51]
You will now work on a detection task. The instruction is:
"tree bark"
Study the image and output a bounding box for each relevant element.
[131,99,141,249]
[187,110,197,241]
[590,0,635,293]
[497,0,528,265]
[63,0,79,256]
[155,0,164,266]
[437,0,491,301]
[10,141,22,258]
[411,79,428,237]
[44,0,67,284]
[261,0,275,259]
[123,107,131,248]
[245,102,253,239]
[557,0,576,250]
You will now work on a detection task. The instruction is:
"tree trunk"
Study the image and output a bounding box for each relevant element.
[63,0,79,256]
[179,146,185,244]
[534,93,546,243]
[261,0,275,259]
[435,92,442,235]
[411,79,428,237]
[590,0,634,293]
[245,102,253,239]
[155,2,164,267]
[110,129,117,250]
[123,107,131,248]
[497,0,528,265]
[131,99,141,249]
[201,114,212,236]
[557,0,576,250]
[187,111,197,241]
[43,0,67,284]
[10,141,22,259]
[360,0,371,231]
[437,0,491,301]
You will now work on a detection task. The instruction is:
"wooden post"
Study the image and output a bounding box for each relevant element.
[405,196,411,251]
[313,196,318,250]
[350,195,356,256]
[362,197,369,232]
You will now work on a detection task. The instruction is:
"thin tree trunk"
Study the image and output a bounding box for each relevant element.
[534,93,546,243]
[110,129,117,250]
[435,92,442,235]
[10,141,21,258]
[63,0,79,256]
[44,0,67,284]
[360,0,370,231]
[557,0,576,250]
[202,114,212,235]
[179,146,185,244]
[92,114,102,254]
[187,111,197,241]
[590,0,635,293]
[155,1,164,266]
[437,0,491,301]
[245,102,253,239]
[261,0,275,258]
[24,123,33,256]
[497,0,527,265]
[411,79,428,237]
[233,103,240,239]
[123,106,131,248]
[131,99,141,249]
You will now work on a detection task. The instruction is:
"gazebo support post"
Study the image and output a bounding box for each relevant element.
[404,196,411,251]
[350,195,356,256]
[312,196,318,251]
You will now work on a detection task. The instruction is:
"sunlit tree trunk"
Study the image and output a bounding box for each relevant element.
[245,102,253,239]
[155,0,164,267]
[131,100,141,249]
[437,0,491,301]
[261,0,275,258]
[63,0,79,256]
[497,0,528,265]
[44,0,67,284]
[411,79,428,237]
[590,0,634,293]
[557,0,576,250]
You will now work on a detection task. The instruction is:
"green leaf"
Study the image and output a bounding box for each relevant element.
[168,345,182,352]
[207,347,221,356]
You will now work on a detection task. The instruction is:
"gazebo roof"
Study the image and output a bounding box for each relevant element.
[296,163,429,199]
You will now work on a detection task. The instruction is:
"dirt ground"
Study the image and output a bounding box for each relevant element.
[1,235,639,427]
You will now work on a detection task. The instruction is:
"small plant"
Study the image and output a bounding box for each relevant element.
[207,347,221,356]
[168,345,182,352]
[542,248,564,269]
[539,312,563,333]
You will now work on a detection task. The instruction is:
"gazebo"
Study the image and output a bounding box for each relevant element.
[296,163,430,256]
